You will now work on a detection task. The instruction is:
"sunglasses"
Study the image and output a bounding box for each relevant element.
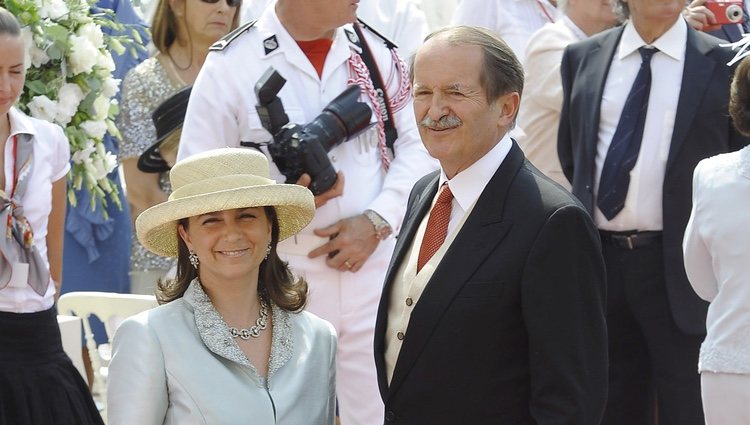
[200,0,241,7]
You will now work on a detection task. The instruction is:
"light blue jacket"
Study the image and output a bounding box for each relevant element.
[107,280,336,424]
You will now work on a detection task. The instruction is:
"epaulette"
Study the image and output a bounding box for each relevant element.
[210,20,256,51]
[356,18,398,50]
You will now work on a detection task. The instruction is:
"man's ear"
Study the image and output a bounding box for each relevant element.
[495,91,521,128]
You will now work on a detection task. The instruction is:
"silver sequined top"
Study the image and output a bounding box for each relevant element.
[118,55,183,272]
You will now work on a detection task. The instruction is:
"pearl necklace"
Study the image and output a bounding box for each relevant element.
[229,299,269,340]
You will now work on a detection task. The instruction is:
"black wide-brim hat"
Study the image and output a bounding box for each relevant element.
[137,86,192,173]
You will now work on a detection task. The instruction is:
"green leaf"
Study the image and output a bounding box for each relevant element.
[25,80,48,95]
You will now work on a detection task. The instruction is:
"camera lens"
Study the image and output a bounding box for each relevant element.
[727,4,743,23]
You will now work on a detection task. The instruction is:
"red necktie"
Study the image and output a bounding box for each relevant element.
[417,183,454,272]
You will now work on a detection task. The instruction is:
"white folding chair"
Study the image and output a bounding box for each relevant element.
[57,292,158,413]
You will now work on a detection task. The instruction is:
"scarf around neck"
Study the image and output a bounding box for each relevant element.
[0,133,50,295]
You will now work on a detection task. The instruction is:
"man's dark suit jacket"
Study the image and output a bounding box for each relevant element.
[558,23,749,336]
[374,143,608,425]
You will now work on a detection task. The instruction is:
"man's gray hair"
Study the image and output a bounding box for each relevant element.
[411,25,524,103]
[608,0,630,20]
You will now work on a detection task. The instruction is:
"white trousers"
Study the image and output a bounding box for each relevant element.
[701,372,750,425]
[279,234,393,425]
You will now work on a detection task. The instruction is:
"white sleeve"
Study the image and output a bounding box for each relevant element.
[683,162,718,302]
[177,50,243,161]
[366,48,438,232]
[521,27,565,119]
[451,0,498,30]
[107,315,169,425]
[50,123,71,181]
[391,2,430,59]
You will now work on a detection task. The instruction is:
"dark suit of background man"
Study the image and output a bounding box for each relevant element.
[373,25,608,425]
[558,0,750,424]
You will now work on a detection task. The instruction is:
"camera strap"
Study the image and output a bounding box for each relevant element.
[353,22,397,155]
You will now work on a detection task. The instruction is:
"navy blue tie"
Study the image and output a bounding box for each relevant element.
[597,47,658,220]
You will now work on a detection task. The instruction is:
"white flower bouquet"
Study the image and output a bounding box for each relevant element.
[2,0,144,215]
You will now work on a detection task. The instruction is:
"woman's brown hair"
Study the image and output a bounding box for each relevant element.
[150,0,241,54]
[729,57,750,137]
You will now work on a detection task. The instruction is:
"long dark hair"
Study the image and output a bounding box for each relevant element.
[156,206,307,312]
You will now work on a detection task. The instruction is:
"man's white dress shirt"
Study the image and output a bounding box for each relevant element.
[595,18,687,231]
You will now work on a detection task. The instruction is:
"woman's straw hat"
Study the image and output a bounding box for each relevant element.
[136,148,315,257]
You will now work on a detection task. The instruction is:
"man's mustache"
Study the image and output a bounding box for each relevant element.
[419,115,462,130]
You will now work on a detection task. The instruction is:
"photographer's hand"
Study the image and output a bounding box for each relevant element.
[308,214,379,273]
[685,0,721,32]
[296,171,345,208]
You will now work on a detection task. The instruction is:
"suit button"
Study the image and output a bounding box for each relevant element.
[385,411,395,422]
[397,332,405,340]
[405,297,413,306]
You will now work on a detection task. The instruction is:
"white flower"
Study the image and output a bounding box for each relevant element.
[35,0,69,20]
[77,23,104,49]
[56,83,85,125]
[100,152,118,177]
[93,95,111,121]
[96,51,116,72]
[68,0,90,22]
[80,120,108,139]
[20,27,49,69]
[102,78,120,98]
[106,118,119,137]
[109,39,126,56]
[68,35,99,75]
[71,140,96,164]
[13,0,135,214]
[27,95,58,122]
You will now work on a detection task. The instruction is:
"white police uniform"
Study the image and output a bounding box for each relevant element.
[240,0,429,58]
[177,5,437,425]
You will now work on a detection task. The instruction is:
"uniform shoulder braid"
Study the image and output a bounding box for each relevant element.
[210,20,256,52]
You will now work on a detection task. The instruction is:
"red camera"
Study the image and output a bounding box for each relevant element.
[706,0,745,25]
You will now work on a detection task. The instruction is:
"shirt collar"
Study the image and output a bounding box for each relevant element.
[618,17,687,61]
[7,107,37,139]
[184,279,294,380]
[439,133,513,212]
[258,5,356,75]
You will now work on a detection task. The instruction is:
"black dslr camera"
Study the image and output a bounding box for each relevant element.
[252,67,372,195]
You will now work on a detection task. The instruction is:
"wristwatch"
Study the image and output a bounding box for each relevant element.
[363,209,393,240]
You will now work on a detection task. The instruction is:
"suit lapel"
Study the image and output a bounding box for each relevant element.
[375,172,438,399]
[386,144,525,397]
[667,28,716,170]
[580,28,623,167]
